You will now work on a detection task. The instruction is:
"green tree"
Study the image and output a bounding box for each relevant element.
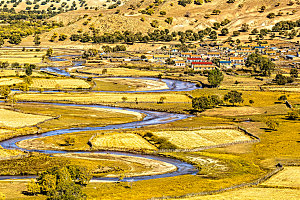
[245,53,275,76]
[221,28,229,36]
[0,86,11,99]
[274,74,287,85]
[265,118,279,130]
[34,34,41,45]
[192,95,222,111]
[223,90,244,106]
[290,68,298,78]
[27,179,41,195]
[46,48,53,57]
[207,69,224,87]
[25,66,33,76]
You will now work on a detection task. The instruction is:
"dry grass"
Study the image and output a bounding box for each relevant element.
[260,167,300,188]
[0,78,23,86]
[80,67,161,77]
[178,187,300,200]
[0,70,49,77]
[95,78,168,91]
[153,129,251,149]
[0,146,24,159]
[31,78,91,89]
[202,106,264,117]
[16,92,191,103]
[91,132,156,150]
[0,108,52,128]
[0,49,45,64]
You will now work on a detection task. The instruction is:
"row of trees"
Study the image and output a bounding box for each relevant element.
[192,90,244,111]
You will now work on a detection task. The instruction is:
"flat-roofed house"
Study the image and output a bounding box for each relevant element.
[153,54,170,61]
[207,52,221,58]
[174,60,186,67]
[187,57,204,63]
[265,50,276,56]
[192,62,215,71]
[219,60,232,68]
[229,57,245,65]
[180,52,193,58]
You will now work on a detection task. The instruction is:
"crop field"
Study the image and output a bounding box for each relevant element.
[260,167,300,188]
[94,78,168,91]
[31,78,91,89]
[79,67,162,77]
[0,70,50,77]
[16,92,191,104]
[91,132,156,150]
[179,188,300,200]
[0,108,52,128]
[0,49,45,64]
[153,129,251,149]
[0,78,23,86]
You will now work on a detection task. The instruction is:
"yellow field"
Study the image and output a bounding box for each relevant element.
[80,67,161,77]
[31,78,91,89]
[96,78,169,91]
[0,146,24,159]
[153,129,251,149]
[0,49,45,64]
[0,108,52,128]
[260,167,300,188]
[179,188,300,200]
[16,92,190,103]
[0,78,23,86]
[0,70,50,77]
[91,132,156,150]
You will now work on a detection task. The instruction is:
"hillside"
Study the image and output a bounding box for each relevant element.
[12,0,300,48]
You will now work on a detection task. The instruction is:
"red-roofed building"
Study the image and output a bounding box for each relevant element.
[191,62,215,71]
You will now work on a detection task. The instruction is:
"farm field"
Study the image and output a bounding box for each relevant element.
[15,92,191,103]
[0,70,50,77]
[0,78,23,86]
[0,108,52,128]
[260,167,300,188]
[178,187,300,200]
[91,132,156,150]
[93,78,169,91]
[153,129,252,149]
[31,78,91,89]
[78,67,162,77]
[0,49,46,64]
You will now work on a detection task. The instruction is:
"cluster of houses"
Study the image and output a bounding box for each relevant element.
[95,43,300,71]
[148,44,300,71]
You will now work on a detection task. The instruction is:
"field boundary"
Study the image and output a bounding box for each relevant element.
[149,166,284,200]
[154,126,260,153]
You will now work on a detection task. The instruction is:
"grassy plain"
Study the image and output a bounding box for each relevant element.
[0,78,23,86]
[0,49,45,64]
[31,78,91,89]
[93,78,168,91]
[79,67,162,77]
[16,92,190,103]
[0,108,52,128]
[260,167,300,188]
[91,132,156,150]
[153,129,251,149]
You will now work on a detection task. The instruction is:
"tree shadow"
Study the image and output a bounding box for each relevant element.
[260,128,274,132]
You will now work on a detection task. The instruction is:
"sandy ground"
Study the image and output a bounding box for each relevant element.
[53,153,177,177]
[87,107,144,120]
